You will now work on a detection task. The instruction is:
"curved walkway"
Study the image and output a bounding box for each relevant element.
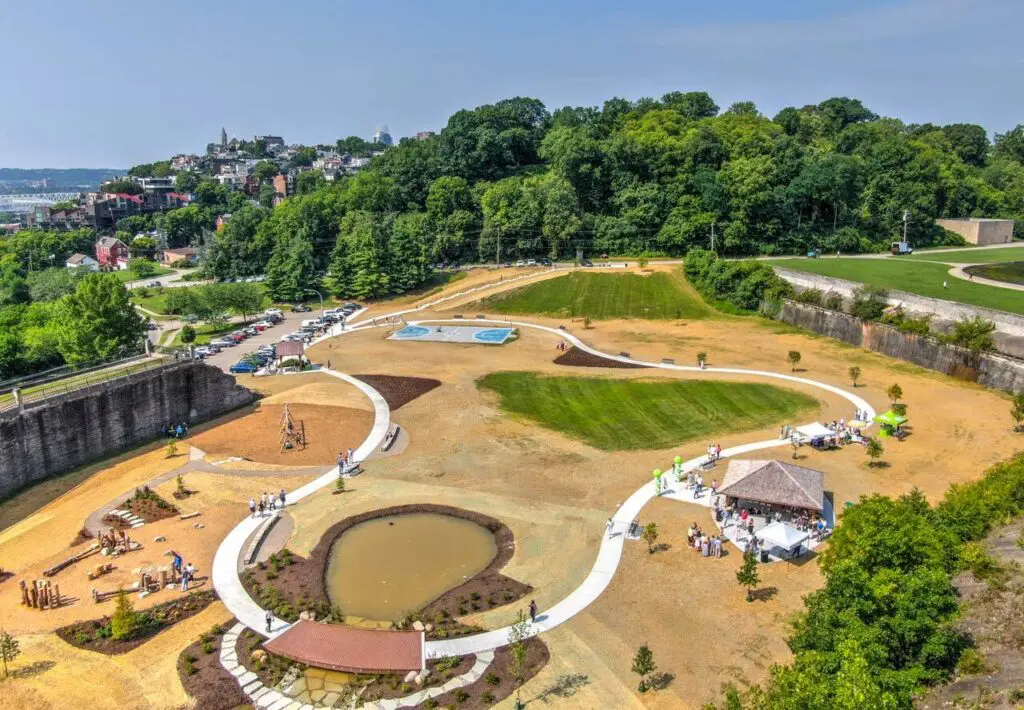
[211,312,875,663]
[210,369,391,637]
[947,263,1024,292]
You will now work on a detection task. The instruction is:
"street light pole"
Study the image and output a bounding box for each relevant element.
[305,289,324,319]
[711,221,716,253]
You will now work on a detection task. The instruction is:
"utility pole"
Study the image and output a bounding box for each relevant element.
[710,221,716,254]
[496,232,501,267]
[902,210,909,243]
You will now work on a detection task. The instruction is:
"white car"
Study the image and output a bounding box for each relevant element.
[265,308,283,318]
[515,260,526,267]
[526,259,537,267]
[210,338,235,348]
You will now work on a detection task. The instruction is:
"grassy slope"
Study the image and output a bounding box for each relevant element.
[908,245,1024,264]
[172,322,237,346]
[479,270,713,320]
[477,372,819,451]
[114,265,174,283]
[773,258,1024,315]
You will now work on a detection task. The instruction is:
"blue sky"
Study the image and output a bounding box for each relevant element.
[3,0,1022,167]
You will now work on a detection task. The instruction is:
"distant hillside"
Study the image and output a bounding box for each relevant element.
[0,168,125,191]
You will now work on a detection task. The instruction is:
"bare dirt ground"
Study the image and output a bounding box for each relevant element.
[190,402,373,466]
[2,269,1021,709]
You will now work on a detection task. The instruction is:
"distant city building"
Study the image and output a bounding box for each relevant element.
[65,253,99,271]
[257,135,285,148]
[95,236,130,270]
[935,218,1015,246]
[221,127,228,150]
[415,131,435,140]
[215,213,231,231]
[159,247,198,266]
[374,125,393,146]
[171,154,200,171]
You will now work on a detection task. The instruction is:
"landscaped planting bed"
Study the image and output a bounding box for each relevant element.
[177,620,248,710]
[56,589,217,654]
[102,486,178,527]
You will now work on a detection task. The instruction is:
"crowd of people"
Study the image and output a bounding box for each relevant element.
[687,522,725,557]
[160,421,189,439]
[168,550,198,591]
[248,490,287,518]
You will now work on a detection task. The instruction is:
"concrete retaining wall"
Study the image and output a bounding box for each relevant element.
[777,300,1024,394]
[0,361,256,499]
[773,266,1024,336]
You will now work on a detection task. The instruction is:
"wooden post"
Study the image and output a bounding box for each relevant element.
[20,580,29,606]
[29,581,38,608]
[54,584,61,608]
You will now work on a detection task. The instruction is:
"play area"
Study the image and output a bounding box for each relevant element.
[389,323,516,344]
[1,264,1022,710]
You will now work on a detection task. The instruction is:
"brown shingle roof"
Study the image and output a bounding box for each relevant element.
[718,460,824,511]
[263,620,423,673]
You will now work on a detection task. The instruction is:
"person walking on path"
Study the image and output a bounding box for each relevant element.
[279,489,286,507]
[258,498,265,517]
[326,359,332,370]
[529,599,538,624]
[265,609,273,633]
[249,497,256,518]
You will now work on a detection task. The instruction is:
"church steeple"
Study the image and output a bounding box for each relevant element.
[220,127,228,149]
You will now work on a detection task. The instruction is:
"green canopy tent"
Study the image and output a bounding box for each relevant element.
[873,409,908,437]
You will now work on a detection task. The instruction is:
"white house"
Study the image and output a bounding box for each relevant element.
[66,253,99,271]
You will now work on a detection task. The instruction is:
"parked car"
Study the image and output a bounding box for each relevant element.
[806,249,819,258]
[526,259,537,267]
[265,308,283,318]
[515,260,526,267]
[502,261,512,268]
[211,338,235,348]
[146,322,158,331]
[183,314,199,324]
[581,259,594,267]
[229,361,259,374]
[291,304,312,313]
[539,257,552,266]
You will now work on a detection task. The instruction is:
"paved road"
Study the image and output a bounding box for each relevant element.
[200,309,338,372]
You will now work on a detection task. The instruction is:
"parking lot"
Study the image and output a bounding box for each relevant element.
[198,306,360,373]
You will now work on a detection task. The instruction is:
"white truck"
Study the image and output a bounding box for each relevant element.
[890,241,913,255]
[300,318,324,331]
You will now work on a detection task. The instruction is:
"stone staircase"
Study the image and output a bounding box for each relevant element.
[107,508,145,529]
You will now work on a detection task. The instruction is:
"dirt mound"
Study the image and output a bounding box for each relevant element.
[553,346,649,369]
[353,375,441,410]
[190,403,373,466]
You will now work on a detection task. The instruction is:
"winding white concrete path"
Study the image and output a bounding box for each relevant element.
[211,311,875,660]
[210,369,391,637]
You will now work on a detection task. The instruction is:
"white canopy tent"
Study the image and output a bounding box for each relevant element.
[795,422,833,442]
[756,521,809,552]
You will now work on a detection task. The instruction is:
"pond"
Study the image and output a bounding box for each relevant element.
[325,512,497,623]
[964,261,1024,286]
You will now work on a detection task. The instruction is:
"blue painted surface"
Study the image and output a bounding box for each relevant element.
[472,328,514,344]
[394,325,431,338]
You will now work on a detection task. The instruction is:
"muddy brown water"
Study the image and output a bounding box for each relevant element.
[325,513,497,622]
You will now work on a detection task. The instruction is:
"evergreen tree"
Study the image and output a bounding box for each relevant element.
[631,643,656,692]
[110,589,139,641]
[736,551,761,601]
[0,628,20,678]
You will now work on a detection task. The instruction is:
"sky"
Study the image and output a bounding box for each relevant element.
[2,0,1023,168]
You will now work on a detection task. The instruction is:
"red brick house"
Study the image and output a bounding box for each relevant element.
[95,236,130,269]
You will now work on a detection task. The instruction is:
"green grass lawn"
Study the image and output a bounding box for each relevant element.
[114,265,174,283]
[172,322,238,346]
[773,258,1024,315]
[479,270,712,320]
[477,372,819,451]
[907,245,1024,264]
[131,290,173,315]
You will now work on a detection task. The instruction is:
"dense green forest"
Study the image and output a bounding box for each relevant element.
[202,92,1024,301]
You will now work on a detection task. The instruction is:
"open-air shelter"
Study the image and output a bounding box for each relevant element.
[873,409,908,438]
[718,459,825,518]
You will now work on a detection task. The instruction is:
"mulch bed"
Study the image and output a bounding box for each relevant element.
[353,374,442,410]
[237,628,308,689]
[240,505,530,636]
[103,487,179,528]
[428,638,550,709]
[177,620,248,710]
[553,345,649,369]
[363,654,476,703]
[56,589,217,655]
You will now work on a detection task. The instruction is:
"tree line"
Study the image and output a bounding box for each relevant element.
[195,92,1024,302]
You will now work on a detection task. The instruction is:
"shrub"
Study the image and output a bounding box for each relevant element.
[824,292,844,311]
[485,672,500,686]
[454,689,469,702]
[110,590,140,641]
[849,285,888,321]
[201,640,215,654]
[795,288,823,306]
[684,248,792,311]
[957,648,989,675]
[943,316,996,353]
[481,690,495,703]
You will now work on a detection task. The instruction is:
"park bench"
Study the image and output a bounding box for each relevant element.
[381,424,401,452]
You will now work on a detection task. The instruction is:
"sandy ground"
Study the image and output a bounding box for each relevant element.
[189,402,374,466]
[2,268,1021,709]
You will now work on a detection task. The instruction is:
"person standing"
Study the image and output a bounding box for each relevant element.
[258,498,265,517]
[249,497,256,518]
[279,489,286,507]
[529,599,538,624]
[265,609,273,633]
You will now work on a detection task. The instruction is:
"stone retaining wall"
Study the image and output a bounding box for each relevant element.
[0,361,255,499]
[773,266,1024,336]
[777,300,1024,393]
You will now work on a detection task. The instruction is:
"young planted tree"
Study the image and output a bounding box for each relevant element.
[886,383,903,406]
[865,438,884,467]
[787,351,802,371]
[848,366,861,387]
[736,550,761,601]
[180,325,196,345]
[1012,393,1024,431]
[631,643,656,692]
[176,473,186,496]
[0,628,20,678]
[166,438,178,458]
[583,316,592,330]
[506,609,530,709]
[642,522,659,554]
[111,589,140,641]
[697,351,708,366]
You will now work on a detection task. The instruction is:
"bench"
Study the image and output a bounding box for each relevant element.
[381,424,401,452]
[661,358,675,365]
[619,352,630,358]
[452,314,464,319]
[244,513,280,566]
[475,314,487,320]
